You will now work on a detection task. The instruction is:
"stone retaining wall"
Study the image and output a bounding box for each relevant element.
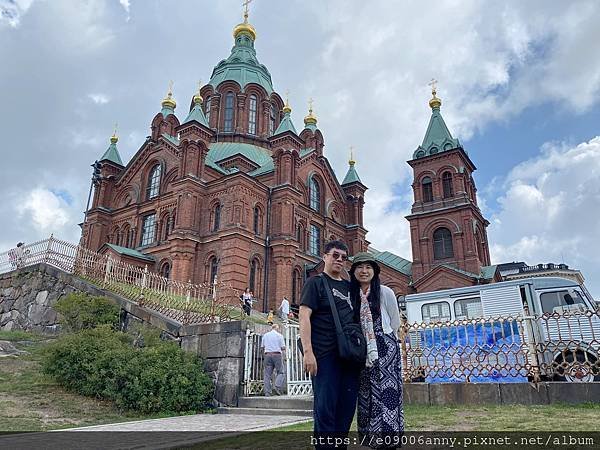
[0,264,247,406]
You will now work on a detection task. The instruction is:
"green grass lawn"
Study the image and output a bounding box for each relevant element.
[198,398,600,449]
[0,330,178,431]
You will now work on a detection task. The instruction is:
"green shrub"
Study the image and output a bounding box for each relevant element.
[42,327,214,414]
[54,292,120,331]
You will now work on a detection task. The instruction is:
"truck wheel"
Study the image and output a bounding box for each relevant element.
[552,350,599,382]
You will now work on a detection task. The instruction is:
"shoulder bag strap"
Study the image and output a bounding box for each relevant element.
[319,274,344,336]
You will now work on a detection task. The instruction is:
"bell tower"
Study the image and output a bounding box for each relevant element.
[406,84,491,291]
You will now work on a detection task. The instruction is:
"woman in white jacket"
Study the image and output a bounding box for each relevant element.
[350,252,404,448]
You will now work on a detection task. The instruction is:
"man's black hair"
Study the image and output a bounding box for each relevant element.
[323,240,348,255]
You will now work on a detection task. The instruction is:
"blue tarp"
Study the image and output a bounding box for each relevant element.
[414,320,528,383]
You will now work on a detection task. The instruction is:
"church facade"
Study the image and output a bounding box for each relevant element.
[81,12,500,311]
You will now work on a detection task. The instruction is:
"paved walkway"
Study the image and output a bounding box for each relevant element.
[0,413,311,450]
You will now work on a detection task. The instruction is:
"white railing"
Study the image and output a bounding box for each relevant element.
[243,323,313,397]
[0,236,238,324]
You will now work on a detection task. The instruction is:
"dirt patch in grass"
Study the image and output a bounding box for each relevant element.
[0,331,168,431]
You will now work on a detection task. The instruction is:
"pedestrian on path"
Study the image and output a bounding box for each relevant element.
[350,252,404,448]
[241,288,253,316]
[279,296,290,324]
[261,323,286,396]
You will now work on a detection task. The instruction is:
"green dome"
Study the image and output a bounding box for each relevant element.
[208,32,274,94]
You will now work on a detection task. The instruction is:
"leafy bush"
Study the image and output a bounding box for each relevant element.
[54,292,120,332]
[42,326,214,414]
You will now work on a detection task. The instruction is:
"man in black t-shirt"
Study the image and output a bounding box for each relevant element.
[299,240,360,448]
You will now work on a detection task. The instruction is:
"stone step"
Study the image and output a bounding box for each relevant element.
[217,407,313,417]
[238,395,313,410]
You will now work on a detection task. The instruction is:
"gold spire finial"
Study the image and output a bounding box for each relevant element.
[283,89,292,114]
[243,0,252,22]
[234,0,256,40]
[428,78,442,109]
[110,123,119,144]
[162,80,177,109]
[193,80,203,105]
[304,97,317,126]
[349,146,355,166]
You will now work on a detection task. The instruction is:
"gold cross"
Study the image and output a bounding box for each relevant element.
[428,78,438,95]
[113,122,118,137]
[243,0,253,20]
[167,80,174,96]
[349,146,355,164]
[308,97,314,112]
[197,80,203,95]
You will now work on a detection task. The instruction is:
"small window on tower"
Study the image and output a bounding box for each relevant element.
[433,227,454,259]
[442,171,453,198]
[224,92,235,132]
[421,176,433,203]
[248,94,257,135]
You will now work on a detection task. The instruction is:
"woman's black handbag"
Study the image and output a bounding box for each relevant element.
[320,275,367,367]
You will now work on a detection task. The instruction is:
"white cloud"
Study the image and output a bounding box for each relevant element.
[119,0,130,13]
[17,188,71,233]
[88,93,110,104]
[0,0,35,27]
[489,137,600,296]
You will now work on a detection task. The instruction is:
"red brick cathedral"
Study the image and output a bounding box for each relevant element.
[81,12,500,311]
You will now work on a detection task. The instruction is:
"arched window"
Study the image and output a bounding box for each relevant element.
[269,104,276,135]
[309,177,321,212]
[160,262,171,279]
[213,204,221,232]
[205,96,211,124]
[309,224,321,256]
[442,172,453,198]
[209,257,219,284]
[249,259,257,293]
[253,206,260,234]
[421,176,433,203]
[141,213,156,246]
[224,92,234,132]
[433,227,454,260]
[248,94,257,135]
[146,164,162,200]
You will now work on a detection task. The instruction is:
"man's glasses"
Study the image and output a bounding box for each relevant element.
[328,252,348,261]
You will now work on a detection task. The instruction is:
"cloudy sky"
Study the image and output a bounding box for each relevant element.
[1,0,600,297]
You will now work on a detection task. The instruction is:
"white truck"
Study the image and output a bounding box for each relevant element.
[404,276,600,383]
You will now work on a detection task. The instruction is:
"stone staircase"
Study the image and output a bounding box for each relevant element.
[218,395,313,417]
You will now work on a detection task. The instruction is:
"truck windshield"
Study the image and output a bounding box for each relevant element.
[539,289,587,314]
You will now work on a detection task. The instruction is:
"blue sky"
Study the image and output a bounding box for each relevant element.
[1,0,599,297]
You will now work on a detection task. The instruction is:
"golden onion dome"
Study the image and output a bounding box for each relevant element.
[304,98,317,126]
[193,92,203,105]
[233,12,256,41]
[162,83,177,110]
[282,94,291,114]
[304,109,317,126]
[110,133,118,144]
[429,89,442,109]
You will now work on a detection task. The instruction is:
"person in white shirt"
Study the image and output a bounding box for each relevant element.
[261,324,286,396]
[350,252,404,447]
[279,296,290,324]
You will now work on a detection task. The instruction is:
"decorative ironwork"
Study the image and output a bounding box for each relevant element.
[400,308,600,384]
